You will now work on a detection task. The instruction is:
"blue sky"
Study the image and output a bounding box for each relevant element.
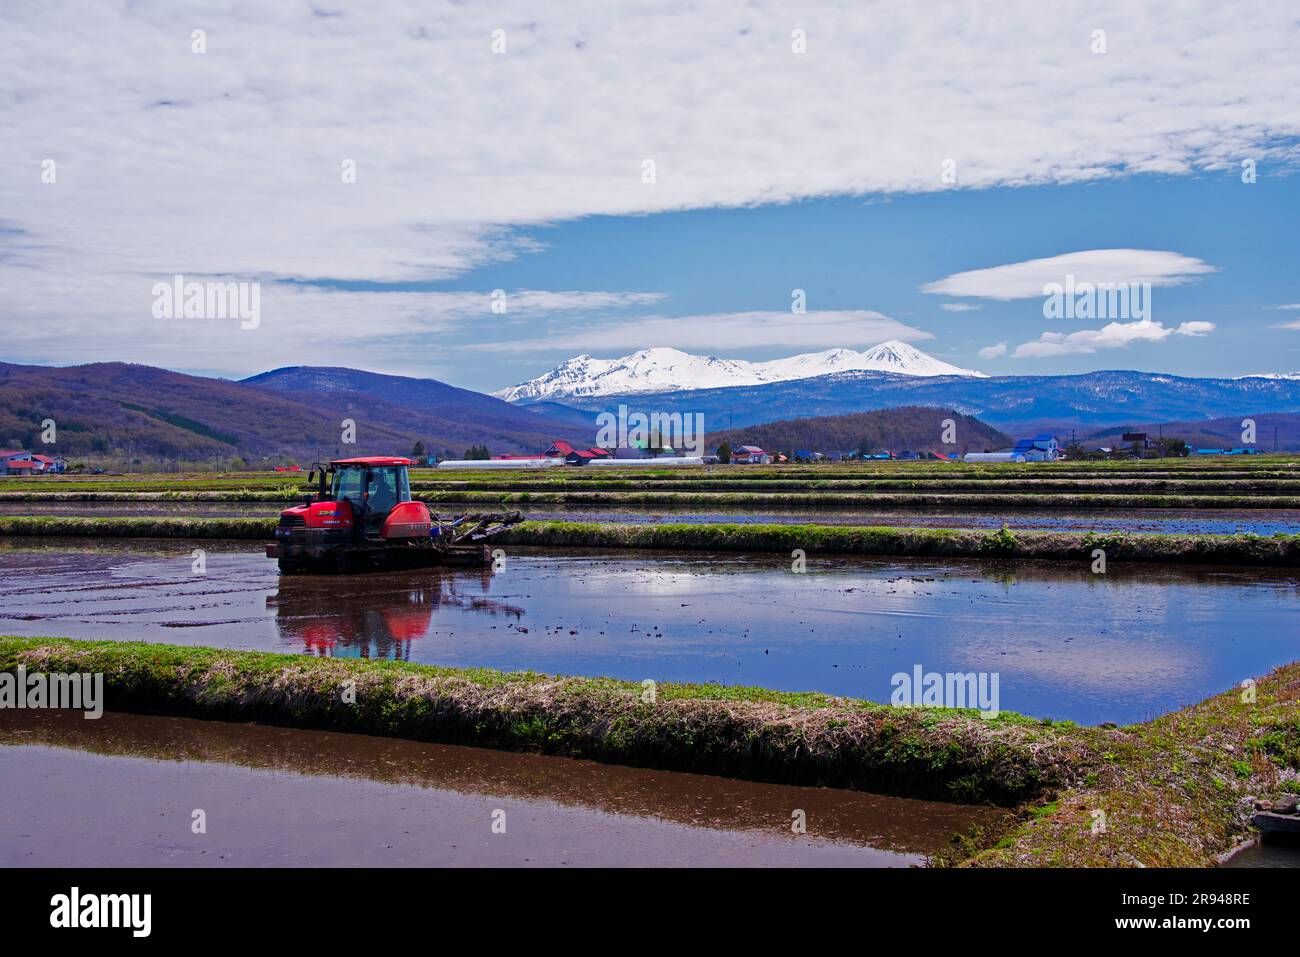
[3,2,1299,392]
[403,171,1300,390]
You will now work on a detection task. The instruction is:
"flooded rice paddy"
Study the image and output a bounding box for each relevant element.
[1221,839,1300,868]
[0,709,1009,866]
[2,538,1297,725]
[2,500,1300,535]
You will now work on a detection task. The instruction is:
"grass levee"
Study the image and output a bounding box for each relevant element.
[3,637,1295,867]
[2,515,1297,566]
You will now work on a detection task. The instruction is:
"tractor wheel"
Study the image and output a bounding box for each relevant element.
[277,556,303,575]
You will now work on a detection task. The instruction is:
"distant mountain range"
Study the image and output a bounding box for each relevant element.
[707,407,1011,457]
[531,367,1300,438]
[5,353,1300,463]
[493,341,985,403]
[498,343,1300,438]
[1238,371,1300,381]
[1079,412,1300,451]
[0,362,590,463]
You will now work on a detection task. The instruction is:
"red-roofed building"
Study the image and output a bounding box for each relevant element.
[542,440,613,465]
[30,454,67,474]
[0,450,35,475]
[543,440,577,457]
[731,445,772,465]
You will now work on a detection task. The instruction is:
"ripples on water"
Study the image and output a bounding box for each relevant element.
[2,539,1298,725]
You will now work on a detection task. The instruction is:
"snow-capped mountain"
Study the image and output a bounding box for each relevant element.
[494,341,985,403]
[521,369,1300,438]
[1238,372,1300,381]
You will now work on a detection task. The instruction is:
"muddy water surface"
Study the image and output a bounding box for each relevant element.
[2,538,1298,724]
[1221,839,1300,868]
[0,709,1008,866]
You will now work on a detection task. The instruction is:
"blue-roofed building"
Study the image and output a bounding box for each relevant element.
[1010,434,1062,462]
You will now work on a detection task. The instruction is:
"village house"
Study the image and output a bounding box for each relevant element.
[541,440,615,464]
[1011,435,1063,462]
[964,434,1062,464]
[30,454,67,474]
[0,450,35,475]
[730,445,772,464]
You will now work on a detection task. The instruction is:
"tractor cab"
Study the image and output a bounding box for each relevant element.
[320,458,412,536]
[274,455,430,557]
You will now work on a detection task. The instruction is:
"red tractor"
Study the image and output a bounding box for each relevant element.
[266,456,520,574]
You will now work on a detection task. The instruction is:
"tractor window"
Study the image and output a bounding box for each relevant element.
[367,467,399,515]
[331,467,365,502]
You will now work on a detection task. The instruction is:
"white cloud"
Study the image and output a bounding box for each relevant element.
[1274,319,1300,330]
[0,281,665,380]
[473,310,930,353]
[1012,320,1215,358]
[1275,304,1300,310]
[941,303,983,313]
[921,250,1216,300]
[978,342,1008,359]
[1,2,1296,374]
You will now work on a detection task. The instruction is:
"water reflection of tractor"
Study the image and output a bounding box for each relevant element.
[266,456,521,574]
[267,569,524,660]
